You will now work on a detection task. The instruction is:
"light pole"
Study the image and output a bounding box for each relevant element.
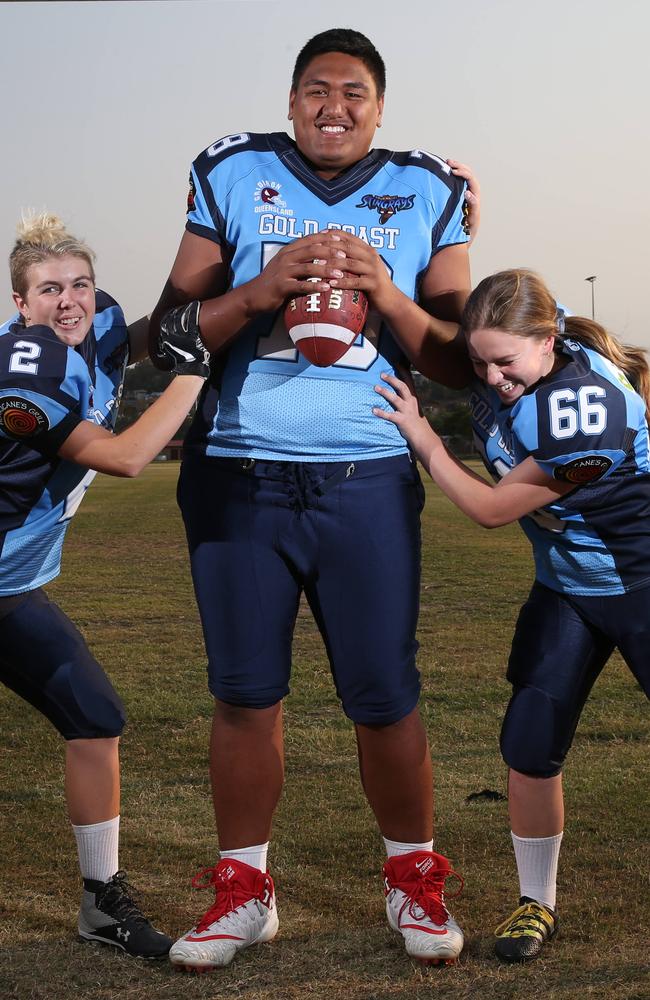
[585,275,597,320]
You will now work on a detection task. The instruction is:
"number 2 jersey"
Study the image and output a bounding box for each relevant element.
[185,130,469,461]
[471,339,650,596]
[0,291,129,595]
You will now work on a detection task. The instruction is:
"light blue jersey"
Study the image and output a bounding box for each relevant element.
[471,340,650,595]
[0,291,128,595]
[185,131,469,461]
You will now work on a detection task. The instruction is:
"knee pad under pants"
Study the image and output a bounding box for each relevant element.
[500,685,571,777]
[0,589,126,740]
[500,582,614,777]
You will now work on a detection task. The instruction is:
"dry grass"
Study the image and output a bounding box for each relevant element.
[0,464,648,1000]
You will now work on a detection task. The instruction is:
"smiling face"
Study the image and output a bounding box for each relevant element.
[288,51,384,179]
[467,326,556,403]
[13,254,96,347]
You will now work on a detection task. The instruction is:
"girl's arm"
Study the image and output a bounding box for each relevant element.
[57,374,205,478]
[373,372,574,528]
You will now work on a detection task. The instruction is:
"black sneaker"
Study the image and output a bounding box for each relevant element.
[494,896,558,962]
[78,870,172,958]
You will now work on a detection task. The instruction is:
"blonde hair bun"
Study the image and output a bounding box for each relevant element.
[9,211,96,298]
[16,211,73,247]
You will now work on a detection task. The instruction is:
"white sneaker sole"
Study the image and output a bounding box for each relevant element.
[386,903,463,965]
[170,908,279,972]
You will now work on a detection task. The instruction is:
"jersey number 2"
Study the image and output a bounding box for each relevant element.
[9,340,41,375]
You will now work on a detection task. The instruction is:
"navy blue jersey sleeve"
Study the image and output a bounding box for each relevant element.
[421,156,470,251]
[185,134,257,244]
[0,326,86,457]
[186,161,226,244]
[511,368,631,485]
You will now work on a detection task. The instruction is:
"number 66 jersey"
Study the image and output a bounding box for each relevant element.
[471,339,650,596]
[0,291,128,595]
[184,130,469,462]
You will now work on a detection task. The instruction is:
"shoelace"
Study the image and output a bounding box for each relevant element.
[191,864,271,932]
[495,901,555,939]
[397,864,464,926]
[97,871,150,928]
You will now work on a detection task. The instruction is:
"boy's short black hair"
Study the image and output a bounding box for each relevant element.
[291,28,386,97]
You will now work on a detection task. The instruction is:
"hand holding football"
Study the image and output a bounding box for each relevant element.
[284,285,368,367]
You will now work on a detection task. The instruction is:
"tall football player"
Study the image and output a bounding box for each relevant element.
[374,268,650,962]
[150,29,479,970]
[0,212,209,956]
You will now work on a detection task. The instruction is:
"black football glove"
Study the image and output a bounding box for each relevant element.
[157,301,210,377]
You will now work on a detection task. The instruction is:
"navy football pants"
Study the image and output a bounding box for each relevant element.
[501,580,650,777]
[0,588,125,740]
[178,454,425,725]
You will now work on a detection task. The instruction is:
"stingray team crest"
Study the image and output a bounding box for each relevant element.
[356,193,416,224]
[0,396,49,438]
[254,180,288,210]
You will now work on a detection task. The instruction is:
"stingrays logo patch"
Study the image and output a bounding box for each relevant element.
[356,193,416,224]
[0,396,49,438]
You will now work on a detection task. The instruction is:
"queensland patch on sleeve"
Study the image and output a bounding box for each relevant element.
[553,455,613,483]
[0,396,50,438]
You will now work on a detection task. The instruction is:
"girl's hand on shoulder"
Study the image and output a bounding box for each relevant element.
[446,159,481,243]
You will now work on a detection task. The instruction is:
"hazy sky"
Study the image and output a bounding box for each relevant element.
[2,0,649,345]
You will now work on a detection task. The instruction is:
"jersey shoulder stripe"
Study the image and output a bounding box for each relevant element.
[194,131,278,171]
[386,148,459,190]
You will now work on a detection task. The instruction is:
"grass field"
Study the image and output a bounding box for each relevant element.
[0,463,647,1000]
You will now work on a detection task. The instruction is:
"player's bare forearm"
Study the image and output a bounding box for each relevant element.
[424,448,573,528]
[326,234,472,387]
[149,230,349,364]
[127,316,151,365]
[58,376,205,478]
[424,444,511,527]
[372,385,509,525]
[379,290,471,388]
[149,230,257,361]
[413,244,473,386]
[176,282,262,353]
[149,279,261,361]
[374,373,572,527]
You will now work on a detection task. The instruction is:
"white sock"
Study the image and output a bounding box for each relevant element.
[72,815,120,883]
[511,831,563,910]
[383,837,434,858]
[220,842,269,872]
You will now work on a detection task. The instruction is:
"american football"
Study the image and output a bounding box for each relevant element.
[284,286,368,367]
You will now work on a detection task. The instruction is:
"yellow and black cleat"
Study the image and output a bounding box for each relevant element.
[494,896,558,962]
